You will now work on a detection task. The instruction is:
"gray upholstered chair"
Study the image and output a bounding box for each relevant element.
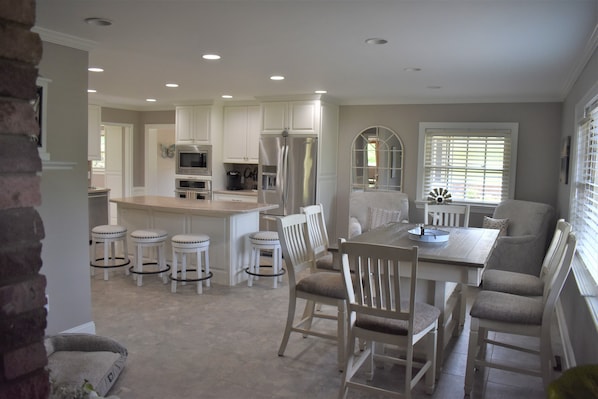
[484,199,555,276]
[348,190,409,238]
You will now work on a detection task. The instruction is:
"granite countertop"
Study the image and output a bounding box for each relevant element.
[110,195,277,216]
[213,189,258,197]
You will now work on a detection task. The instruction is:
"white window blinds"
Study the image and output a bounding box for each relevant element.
[572,100,598,286]
[420,123,518,205]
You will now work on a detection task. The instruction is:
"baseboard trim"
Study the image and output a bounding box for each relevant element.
[556,301,576,369]
[60,321,96,335]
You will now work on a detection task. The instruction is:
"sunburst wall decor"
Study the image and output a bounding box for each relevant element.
[427,188,452,204]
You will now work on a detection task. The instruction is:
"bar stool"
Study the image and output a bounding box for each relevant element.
[90,224,130,280]
[246,231,284,288]
[170,234,213,294]
[129,228,170,287]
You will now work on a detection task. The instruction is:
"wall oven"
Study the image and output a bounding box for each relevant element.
[175,177,212,200]
[175,144,212,176]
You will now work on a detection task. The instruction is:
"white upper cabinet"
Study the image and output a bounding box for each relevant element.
[223,105,260,164]
[176,105,211,143]
[261,100,319,135]
[88,104,101,160]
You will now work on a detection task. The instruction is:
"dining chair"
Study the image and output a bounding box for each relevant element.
[302,203,338,272]
[276,213,348,371]
[464,231,577,396]
[424,203,471,227]
[482,219,571,296]
[338,239,440,399]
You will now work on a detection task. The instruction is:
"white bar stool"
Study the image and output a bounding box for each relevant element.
[90,224,130,280]
[246,231,284,288]
[129,229,170,287]
[170,234,212,294]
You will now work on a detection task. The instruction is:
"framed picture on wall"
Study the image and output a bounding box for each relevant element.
[34,77,51,160]
[560,136,570,184]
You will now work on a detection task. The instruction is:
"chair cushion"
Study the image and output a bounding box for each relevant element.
[315,253,338,271]
[367,207,401,230]
[470,290,543,325]
[355,302,440,336]
[483,216,509,236]
[482,269,544,296]
[297,272,347,299]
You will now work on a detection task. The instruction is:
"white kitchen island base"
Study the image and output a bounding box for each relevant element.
[112,196,278,286]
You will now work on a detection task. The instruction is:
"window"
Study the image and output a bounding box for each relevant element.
[417,122,518,205]
[352,126,403,191]
[92,127,106,170]
[571,97,598,289]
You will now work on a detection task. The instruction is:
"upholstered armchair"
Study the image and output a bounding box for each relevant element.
[348,190,409,238]
[485,199,555,276]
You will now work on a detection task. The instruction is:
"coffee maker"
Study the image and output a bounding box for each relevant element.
[226,170,243,190]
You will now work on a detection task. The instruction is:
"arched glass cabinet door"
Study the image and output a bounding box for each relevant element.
[351,126,404,191]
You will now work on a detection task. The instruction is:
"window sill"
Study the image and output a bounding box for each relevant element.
[572,257,598,331]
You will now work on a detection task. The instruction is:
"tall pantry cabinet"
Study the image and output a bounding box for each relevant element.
[258,96,339,239]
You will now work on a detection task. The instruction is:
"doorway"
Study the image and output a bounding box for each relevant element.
[91,123,133,224]
[145,124,176,197]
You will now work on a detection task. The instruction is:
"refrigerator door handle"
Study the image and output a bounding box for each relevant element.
[282,143,289,209]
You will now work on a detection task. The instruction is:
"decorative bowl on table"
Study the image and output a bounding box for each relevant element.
[408,226,450,243]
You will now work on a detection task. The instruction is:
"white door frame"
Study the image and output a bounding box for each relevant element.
[145,124,175,196]
[103,122,133,198]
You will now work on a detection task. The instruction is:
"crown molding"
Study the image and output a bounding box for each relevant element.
[32,27,97,52]
[562,22,598,98]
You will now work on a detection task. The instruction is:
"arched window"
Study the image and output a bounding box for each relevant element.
[351,126,404,191]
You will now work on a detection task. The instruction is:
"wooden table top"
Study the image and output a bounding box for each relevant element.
[349,223,499,268]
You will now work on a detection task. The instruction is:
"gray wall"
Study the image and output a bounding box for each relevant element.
[101,107,175,187]
[37,42,93,334]
[558,45,598,366]
[335,102,562,239]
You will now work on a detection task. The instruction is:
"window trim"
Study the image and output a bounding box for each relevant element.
[416,122,519,206]
[570,80,598,297]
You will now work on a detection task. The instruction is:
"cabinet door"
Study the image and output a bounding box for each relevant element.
[261,102,288,134]
[246,106,261,162]
[289,101,318,134]
[223,106,249,163]
[175,106,195,143]
[88,104,102,160]
[193,106,211,142]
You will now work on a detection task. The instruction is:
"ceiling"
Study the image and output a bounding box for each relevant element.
[34,0,598,110]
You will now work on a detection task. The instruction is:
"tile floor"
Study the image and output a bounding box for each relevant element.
[91,261,556,399]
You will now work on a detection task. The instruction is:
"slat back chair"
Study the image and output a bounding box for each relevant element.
[338,240,440,399]
[424,203,471,227]
[464,232,577,396]
[301,203,337,271]
[276,213,348,371]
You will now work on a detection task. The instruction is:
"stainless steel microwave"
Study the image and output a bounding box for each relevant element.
[175,144,212,176]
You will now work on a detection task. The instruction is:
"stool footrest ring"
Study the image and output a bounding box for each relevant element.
[245,265,286,278]
[129,262,171,275]
[169,269,213,283]
[90,257,130,269]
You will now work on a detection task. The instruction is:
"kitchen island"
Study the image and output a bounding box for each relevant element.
[110,196,278,286]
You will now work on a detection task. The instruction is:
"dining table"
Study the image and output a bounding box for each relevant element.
[348,222,500,369]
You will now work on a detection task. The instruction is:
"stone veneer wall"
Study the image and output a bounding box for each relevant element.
[0,1,49,398]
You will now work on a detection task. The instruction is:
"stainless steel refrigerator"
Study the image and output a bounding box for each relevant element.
[258,133,318,229]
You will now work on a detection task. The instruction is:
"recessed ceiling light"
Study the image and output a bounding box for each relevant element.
[88,67,104,73]
[315,90,327,94]
[404,67,422,72]
[270,75,285,81]
[87,89,97,93]
[365,38,388,45]
[84,17,113,27]
[221,95,233,99]
[146,98,157,102]
[165,83,179,88]
[202,54,221,60]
